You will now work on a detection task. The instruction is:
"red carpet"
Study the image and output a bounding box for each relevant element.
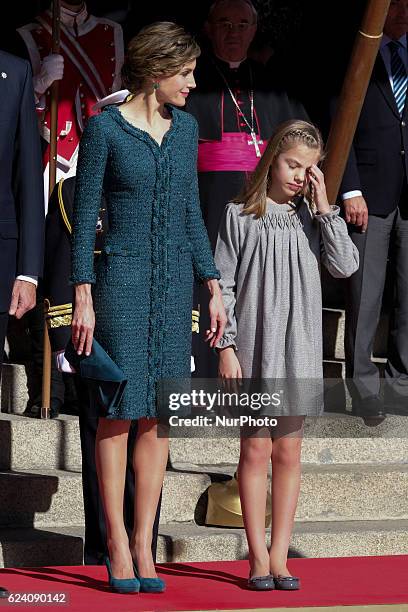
[1,555,408,611]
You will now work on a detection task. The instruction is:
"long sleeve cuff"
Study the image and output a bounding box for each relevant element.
[194,268,221,284]
[16,275,38,287]
[216,334,237,350]
[341,190,363,200]
[314,205,341,222]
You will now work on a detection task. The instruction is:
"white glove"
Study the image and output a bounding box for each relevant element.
[55,349,76,374]
[33,53,64,96]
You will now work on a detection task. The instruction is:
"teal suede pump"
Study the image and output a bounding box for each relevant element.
[104,556,140,594]
[132,560,166,593]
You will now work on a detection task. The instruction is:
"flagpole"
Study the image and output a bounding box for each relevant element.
[41,0,61,420]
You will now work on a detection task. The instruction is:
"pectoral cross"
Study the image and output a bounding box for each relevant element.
[248,131,263,158]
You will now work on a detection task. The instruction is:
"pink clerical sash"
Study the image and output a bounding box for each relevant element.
[197,132,268,173]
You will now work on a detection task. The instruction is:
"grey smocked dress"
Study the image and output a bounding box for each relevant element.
[214,199,359,415]
[71,105,219,420]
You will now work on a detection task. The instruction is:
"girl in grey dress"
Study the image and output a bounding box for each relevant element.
[215,120,359,590]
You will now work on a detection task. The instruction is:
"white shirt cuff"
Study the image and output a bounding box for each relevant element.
[341,190,363,200]
[16,275,38,287]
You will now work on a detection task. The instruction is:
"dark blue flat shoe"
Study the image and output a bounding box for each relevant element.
[0,586,10,599]
[104,556,140,594]
[248,574,275,590]
[273,575,300,590]
[132,560,166,593]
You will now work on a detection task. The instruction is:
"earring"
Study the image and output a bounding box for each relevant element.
[153,82,160,90]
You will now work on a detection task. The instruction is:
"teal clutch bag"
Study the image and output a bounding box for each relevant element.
[65,339,127,417]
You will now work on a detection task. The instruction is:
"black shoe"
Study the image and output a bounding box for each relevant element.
[273,575,300,590]
[352,395,386,426]
[248,574,275,590]
[0,586,10,599]
[23,400,61,419]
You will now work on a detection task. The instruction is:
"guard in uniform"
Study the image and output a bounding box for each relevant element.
[17,0,124,203]
[44,175,161,564]
[17,1,124,418]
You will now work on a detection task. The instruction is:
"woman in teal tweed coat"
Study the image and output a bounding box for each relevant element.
[70,23,226,590]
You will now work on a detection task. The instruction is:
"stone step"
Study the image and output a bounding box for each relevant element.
[1,518,408,568]
[169,415,408,467]
[171,463,408,523]
[157,519,408,562]
[322,308,389,361]
[2,462,408,528]
[2,414,407,472]
[0,364,29,415]
[0,469,210,528]
[0,414,81,472]
[0,526,84,568]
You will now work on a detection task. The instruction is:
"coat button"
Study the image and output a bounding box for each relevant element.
[401,150,406,156]
[402,121,406,127]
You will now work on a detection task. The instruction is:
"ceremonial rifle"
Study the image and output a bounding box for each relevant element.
[41,0,61,419]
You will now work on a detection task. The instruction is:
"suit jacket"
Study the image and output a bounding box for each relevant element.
[341,46,408,215]
[0,50,44,311]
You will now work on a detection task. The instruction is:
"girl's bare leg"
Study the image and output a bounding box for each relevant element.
[269,419,304,577]
[96,417,133,579]
[130,418,169,578]
[238,431,272,578]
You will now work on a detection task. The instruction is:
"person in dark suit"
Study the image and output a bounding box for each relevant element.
[44,176,161,564]
[341,0,408,420]
[0,49,44,600]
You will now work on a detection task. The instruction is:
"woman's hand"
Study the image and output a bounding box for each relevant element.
[307,164,331,215]
[204,279,227,348]
[72,284,95,356]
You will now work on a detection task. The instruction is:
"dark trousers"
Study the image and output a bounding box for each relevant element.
[74,377,161,564]
[345,195,408,409]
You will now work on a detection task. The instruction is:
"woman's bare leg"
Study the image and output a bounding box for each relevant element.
[96,417,133,579]
[269,419,304,577]
[130,418,169,578]
[238,431,272,578]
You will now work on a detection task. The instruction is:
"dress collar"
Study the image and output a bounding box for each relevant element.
[105,103,179,150]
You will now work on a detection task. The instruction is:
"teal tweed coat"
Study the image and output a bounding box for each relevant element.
[71,104,219,419]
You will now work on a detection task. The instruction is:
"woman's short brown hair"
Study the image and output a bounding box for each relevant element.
[121,22,201,93]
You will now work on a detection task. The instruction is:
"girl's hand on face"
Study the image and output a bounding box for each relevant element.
[307,165,331,215]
